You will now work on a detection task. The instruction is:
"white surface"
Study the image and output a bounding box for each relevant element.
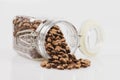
[0,0,120,80]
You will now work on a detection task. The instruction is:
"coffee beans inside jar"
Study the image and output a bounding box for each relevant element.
[13,16,43,59]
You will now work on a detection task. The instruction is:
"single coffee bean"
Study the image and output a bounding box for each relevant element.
[80,59,91,67]
[75,64,81,69]
[46,64,51,69]
[59,58,67,64]
[52,55,59,60]
[57,65,64,70]
[41,60,48,67]
[67,64,73,70]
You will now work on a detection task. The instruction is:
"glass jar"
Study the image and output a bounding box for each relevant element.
[13,16,103,60]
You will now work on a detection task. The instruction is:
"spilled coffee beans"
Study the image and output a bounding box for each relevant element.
[41,26,91,70]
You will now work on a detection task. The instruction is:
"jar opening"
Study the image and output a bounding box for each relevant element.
[37,20,78,59]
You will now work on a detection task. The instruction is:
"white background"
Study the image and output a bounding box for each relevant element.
[0,0,120,80]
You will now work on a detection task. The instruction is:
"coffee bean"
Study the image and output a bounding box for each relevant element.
[80,59,91,67]
[46,64,51,69]
[41,60,48,67]
[67,64,74,70]
[57,65,64,70]
[55,46,62,52]
[33,24,39,29]
[56,36,61,40]
[23,22,31,27]
[52,40,61,46]
[62,54,69,58]
[52,55,59,60]
[52,25,59,30]
[50,29,58,34]
[75,64,81,69]
[50,63,57,68]
[33,20,41,24]
[46,38,52,42]
[59,58,67,64]
[52,60,61,64]
[62,64,68,69]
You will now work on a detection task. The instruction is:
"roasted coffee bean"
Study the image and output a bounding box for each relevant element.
[63,64,68,69]
[75,64,81,69]
[57,30,63,35]
[46,38,52,42]
[33,24,39,29]
[52,60,61,64]
[47,33,52,37]
[45,43,54,50]
[22,18,29,23]
[50,29,58,34]
[52,40,60,46]
[52,25,59,30]
[52,55,59,60]
[67,64,74,70]
[23,22,31,27]
[41,60,48,67]
[76,61,81,64]
[57,65,64,70]
[56,36,61,40]
[33,20,41,24]
[62,54,69,58]
[67,59,73,64]
[50,63,57,68]
[66,46,70,53]
[46,64,51,69]
[51,50,57,54]
[70,54,76,60]
[61,42,67,46]
[57,55,63,58]
[17,22,23,28]
[60,38,65,42]
[55,46,62,52]
[80,59,91,67]
[59,58,67,64]
[60,49,66,53]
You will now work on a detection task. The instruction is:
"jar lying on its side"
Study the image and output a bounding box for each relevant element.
[13,16,103,60]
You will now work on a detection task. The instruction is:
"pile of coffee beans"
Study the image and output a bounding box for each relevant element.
[41,57,90,70]
[41,26,91,70]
